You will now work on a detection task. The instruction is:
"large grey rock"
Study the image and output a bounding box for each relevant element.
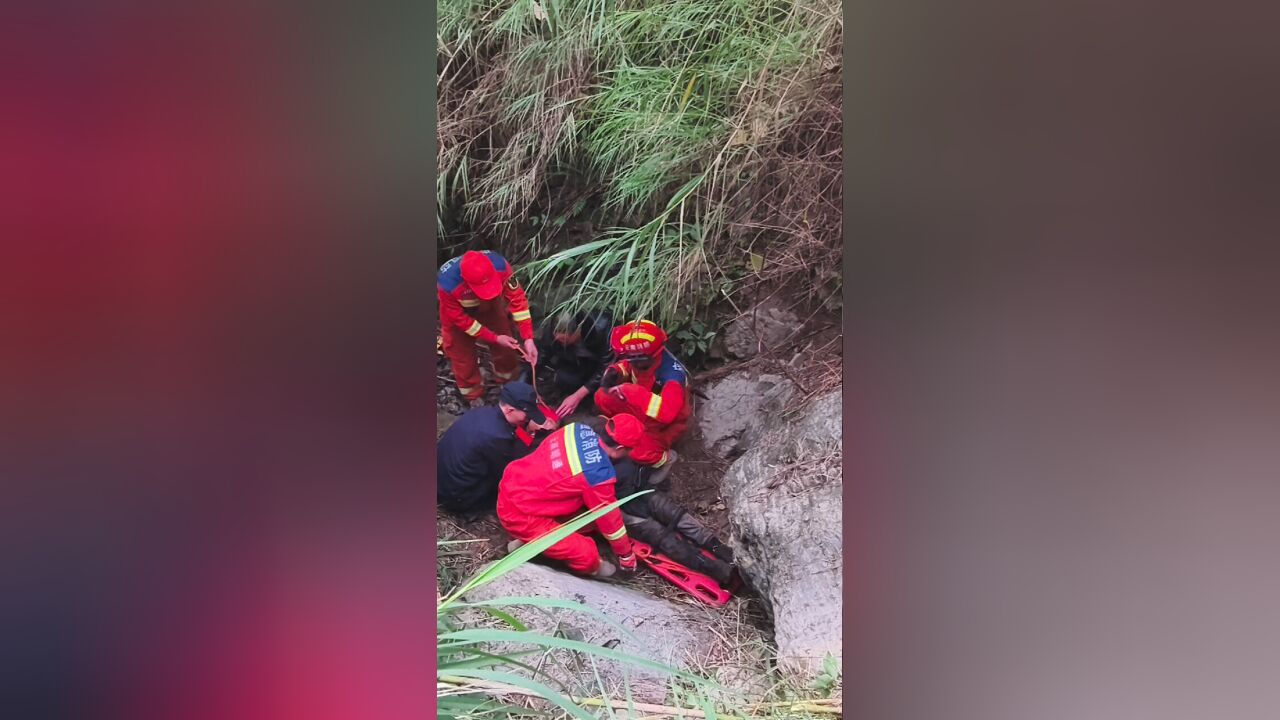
[722,389,842,679]
[698,373,797,459]
[462,562,768,704]
[724,301,801,358]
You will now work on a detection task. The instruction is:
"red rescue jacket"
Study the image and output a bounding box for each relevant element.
[598,349,692,427]
[497,423,633,557]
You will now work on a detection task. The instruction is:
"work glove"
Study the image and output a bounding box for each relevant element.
[616,552,637,574]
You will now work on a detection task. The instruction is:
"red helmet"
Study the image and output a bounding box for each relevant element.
[610,319,667,359]
[602,413,645,449]
[460,251,502,300]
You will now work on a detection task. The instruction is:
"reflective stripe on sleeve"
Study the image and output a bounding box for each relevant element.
[645,394,662,420]
[563,423,583,476]
[511,309,531,322]
[603,526,628,541]
[464,320,483,337]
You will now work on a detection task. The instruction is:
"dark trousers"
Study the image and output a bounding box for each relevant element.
[438,483,498,521]
[614,460,733,584]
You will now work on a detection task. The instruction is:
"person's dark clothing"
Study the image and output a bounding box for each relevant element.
[437,406,539,518]
[522,309,614,403]
[613,459,735,585]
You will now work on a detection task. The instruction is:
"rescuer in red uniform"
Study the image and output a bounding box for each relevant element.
[496,415,647,578]
[438,250,539,406]
[593,320,691,480]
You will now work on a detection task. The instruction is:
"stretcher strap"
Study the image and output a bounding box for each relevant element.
[630,540,731,607]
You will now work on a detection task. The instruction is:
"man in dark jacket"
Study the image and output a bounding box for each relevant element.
[437,381,556,520]
[522,309,614,419]
[610,455,740,588]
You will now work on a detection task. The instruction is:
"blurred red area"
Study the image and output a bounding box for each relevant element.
[0,2,435,718]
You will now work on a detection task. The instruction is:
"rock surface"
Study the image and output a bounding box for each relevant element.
[697,373,797,459]
[462,562,768,703]
[438,412,461,437]
[722,389,842,678]
[724,301,801,358]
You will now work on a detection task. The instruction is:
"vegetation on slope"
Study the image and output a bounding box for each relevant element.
[437,0,842,330]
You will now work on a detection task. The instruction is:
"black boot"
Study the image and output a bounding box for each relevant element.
[691,553,734,587]
[707,541,734,564]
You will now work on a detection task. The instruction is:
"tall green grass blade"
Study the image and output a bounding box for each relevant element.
[442,669,598,720]
[440,489,651,607]
[438,628,712,686]
[452,597,642,643]
[478,607,529,631]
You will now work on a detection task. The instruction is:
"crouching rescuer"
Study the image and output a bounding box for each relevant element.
[497,415,648,578]
[594,319,692,481]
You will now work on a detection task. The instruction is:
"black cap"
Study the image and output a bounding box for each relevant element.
[499,381,547,424]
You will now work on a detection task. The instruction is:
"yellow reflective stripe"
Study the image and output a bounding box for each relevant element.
[645,394,662,420]
[464,320,483,337]
[459,299,481,307]
[493,369,517,380]
[459,385,483,398]
[562,423,583,476]
[511,309,531,321]
[620,330,656,344]
[603,526,628,541]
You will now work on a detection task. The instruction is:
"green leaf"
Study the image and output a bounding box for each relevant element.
[823,652,840,677]
[749,252,764,272]
[479,607,529,631]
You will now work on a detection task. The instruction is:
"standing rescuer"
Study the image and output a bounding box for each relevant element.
[438,250,539,406]
[594,319,692,480]
[497,415,647,578]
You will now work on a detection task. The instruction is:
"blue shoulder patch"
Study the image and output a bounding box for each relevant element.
[438,255,464,292]
[655,349,688,385]
[573,424,616,487]
[483,251,510,273]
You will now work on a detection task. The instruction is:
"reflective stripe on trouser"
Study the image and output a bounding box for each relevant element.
[491,366,519,383]
[440,301,522,397]
[496,504,602,574]
[593,394,689,467]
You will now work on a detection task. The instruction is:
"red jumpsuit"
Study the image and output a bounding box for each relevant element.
[437,251,534,401]
[593,349,692,467]
[497,423,633,574]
